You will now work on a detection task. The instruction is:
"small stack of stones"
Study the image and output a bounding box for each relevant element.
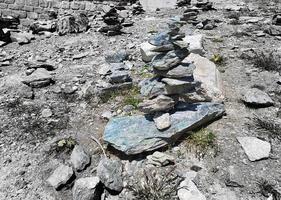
[132,1,145,15]
[99,8,124,36]
[138,18,207,130]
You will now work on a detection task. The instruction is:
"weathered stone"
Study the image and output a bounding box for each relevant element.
[148,32,174,51]
[138,95,175,113]
[147,151,174,166]
[162,77,195,95]
[70,145,91,171]
[104,102,225,154]
[22,68,53,88]
[178,179,206,200]
[237,137,271,161]
[152,49,189,71]
[140,77,166,98]
[154,63,195,78]
[140,42,165,62]
[184,53,224,102]
[241,88,273,107]
[108,70,131,84]
[72,177,101,200]
[153,112,171,130]
[97,158,123,192]
[225,165,244,187]
[183,34,204,55]
[47,164,74,190]
[105,50,128,63]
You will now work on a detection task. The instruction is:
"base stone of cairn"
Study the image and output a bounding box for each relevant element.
[103,17,224,155]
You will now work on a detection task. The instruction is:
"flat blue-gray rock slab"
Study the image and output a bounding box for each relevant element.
[104,102,225,155]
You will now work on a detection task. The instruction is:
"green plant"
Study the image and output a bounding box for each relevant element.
[140,65,154,78]
[127,167,182,200]
[186,128,218,159]
[252,51,280,72]
[210,54,224,65]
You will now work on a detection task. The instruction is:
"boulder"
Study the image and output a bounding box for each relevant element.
[97,158,123,192]
[72,177,101,200]
[138,95,175,113]
[47,164,74,190]
[237,137,271,161]
[104,102,225,154]
[241,88,273,107]
[183,34,204,55]
[70,145,91,171]
[184,53,224,102]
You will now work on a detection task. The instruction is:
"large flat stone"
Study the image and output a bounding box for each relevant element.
[184,53,224,102]
[104,102,225,155]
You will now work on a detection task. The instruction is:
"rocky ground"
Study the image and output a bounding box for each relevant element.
[1,0,281,199]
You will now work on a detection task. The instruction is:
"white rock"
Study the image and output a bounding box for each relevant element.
[237,137,271,161]
[41,108,53,118]
[72,177,100,200]
[183,53,224,102]
[183,34,205,56]
[47,164,74,189]
[140,42,162,62]
[153,113,171,130]
[146,151,174,166]
[178,179,206,200]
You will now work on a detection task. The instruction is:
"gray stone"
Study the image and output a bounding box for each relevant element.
[105,50,128,63]
[184,53,224,102]
[70,145,91,171]
[140,78,167,98]
[148,32,174,51]
[41,108,52,118]
[183,34,204,55]
[241,88,273,107]
[154,63,195,78]
[152,49,189,71]
[104,102,225,154]
[47,164,74,190]
[108,71,131,84]
[140,42,162,62]
[225,166,244,187]
[101,111,113,120]
[237,137,271,161]
[97,158,123,192]
[138,95,175,113]
[153,112,171,130]
[22,68,53,88]
[72,177,100,200]
[147,151,175,166]
[178,179,206,200]
[162,77,195,95]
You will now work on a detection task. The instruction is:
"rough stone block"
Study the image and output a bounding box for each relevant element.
[71,1,80,10]
[27,11,38,19]
[20,18,33,26]
[39,13,48,19]
[23,6,33,12]
[34,7,43,13]
[0,3,8,9]
[39,0,47,8]
[26,0,38,6]
[15,0,24,5]
[60,1,69,9]
[8,4,23,10]
[5,0,15,4]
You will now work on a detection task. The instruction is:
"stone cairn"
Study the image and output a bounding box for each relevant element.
[138,18,207,130]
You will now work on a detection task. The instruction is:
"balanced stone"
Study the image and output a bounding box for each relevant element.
[152,48,189,71]
[104,102,225,154]
[153,112,171,130]
[149,32,172,46]
[162,77,195,95]
[154,63,195,78]
[138,95,175,113]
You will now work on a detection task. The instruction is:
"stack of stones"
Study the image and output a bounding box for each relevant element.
[138,18,207,130]
[98,8,124,36]
[132,1,145,15]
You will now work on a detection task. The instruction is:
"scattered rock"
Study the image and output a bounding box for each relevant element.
[104,102,225,154]
[47,164,74,190]
[237,137,271,161]
[97,158,123,192]
[178,179,206,200]
[41,108,53,118]
[22,68,53,88]
[70,145,91,171]
[241,88,273,107]
[225,166,244,187]
[72,177,101,200]
[147,151,175,166]
[153,112,171,130]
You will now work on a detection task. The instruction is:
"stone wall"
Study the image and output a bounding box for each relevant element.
[0,0,117,26]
